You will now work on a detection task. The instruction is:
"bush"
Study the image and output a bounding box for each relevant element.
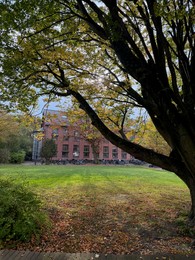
[9,150,26,164]
[0,178,50,242]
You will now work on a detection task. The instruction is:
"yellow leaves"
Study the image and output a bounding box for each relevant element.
[35,132,44,141]
[14,114,41,138]
[0,112,19,143]
[64,107,102,141]
[0,111,37,143]
[136,119,171,155]
[135,0,144,7]
[154,0,193,21]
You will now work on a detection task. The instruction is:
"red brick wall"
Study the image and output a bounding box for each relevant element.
[42,123,132,162]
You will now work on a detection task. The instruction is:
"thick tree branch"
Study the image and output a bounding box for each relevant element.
[60,89,185,174]
[76,0,107,40]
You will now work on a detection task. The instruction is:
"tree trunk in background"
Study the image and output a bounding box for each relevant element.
[91,142,100,164]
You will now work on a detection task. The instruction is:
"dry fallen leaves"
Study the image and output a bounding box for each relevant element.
[2,195,195,256]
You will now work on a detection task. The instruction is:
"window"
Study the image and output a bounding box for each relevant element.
[121,151,127,159]
[103,146,109,158]
[62,126,69,141]
[73,145,79,157]
[112,147,118,159]
[74,131,80,141]
[83,145,90,158]
[62,144,69,158]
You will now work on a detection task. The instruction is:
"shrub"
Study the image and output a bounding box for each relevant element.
[9,150,26,164]
[0,178,50,242]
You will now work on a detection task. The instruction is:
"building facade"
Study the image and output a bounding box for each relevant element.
[34,109,132,163]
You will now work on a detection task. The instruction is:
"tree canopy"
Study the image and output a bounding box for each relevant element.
[1,0,195,221]
[0,111,34,163]
[40,138,57,164]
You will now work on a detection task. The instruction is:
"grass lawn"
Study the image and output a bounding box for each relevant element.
[0,164,193,255]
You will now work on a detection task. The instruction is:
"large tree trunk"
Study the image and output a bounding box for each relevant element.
[173,167,195,225]
[187,178,195,225]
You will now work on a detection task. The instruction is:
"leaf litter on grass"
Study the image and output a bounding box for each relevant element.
[5,187,194,256]
[1,165,194,255]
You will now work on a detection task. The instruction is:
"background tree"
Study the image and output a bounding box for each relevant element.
[135,119,172,156]
[0,111,34,163]
[1,1,195,222]
[0,111,17,163]
[40,139,57,164]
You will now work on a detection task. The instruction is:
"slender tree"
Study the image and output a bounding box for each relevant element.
[40,139,57,164]
[1,1,195,223]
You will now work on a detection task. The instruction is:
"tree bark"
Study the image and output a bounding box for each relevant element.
[187,178,195,225]
[172,167,195,225]
[91,142,100,164]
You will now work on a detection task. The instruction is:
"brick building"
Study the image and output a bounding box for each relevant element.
[33,109,132,163]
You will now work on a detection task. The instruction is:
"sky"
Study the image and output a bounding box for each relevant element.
[34,96,72,116]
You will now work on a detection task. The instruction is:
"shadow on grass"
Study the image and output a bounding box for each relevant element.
[1,165,193,255]
[46,174,192,254]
